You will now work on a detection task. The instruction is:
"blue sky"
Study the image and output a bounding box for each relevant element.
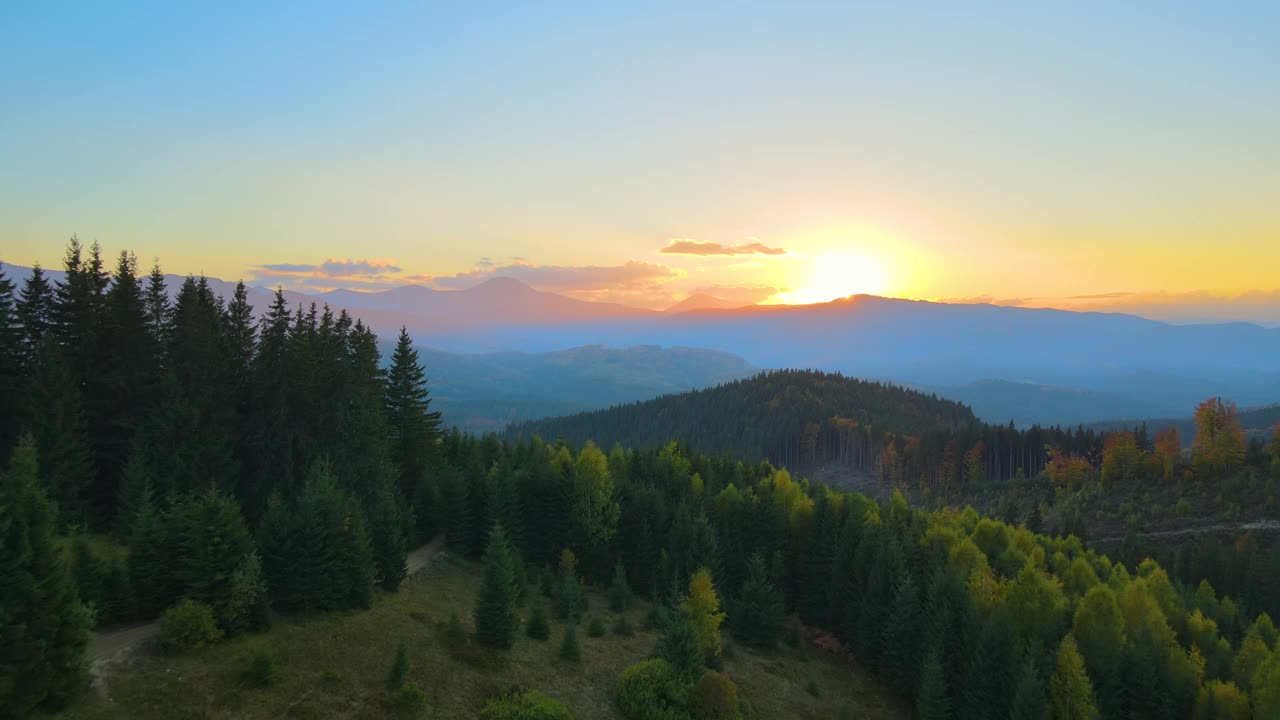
[2,2,1277,314]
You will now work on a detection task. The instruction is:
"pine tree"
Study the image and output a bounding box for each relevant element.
[559,620,581,662]
[915,647,950,720]
[16,263,54,372]
[1009,655,1048,720]
[113,443,154,538]
[609,560,634,613]
[0,265,21,463]
[142,261,171,353]
[881,569,922,696]
[128,495,179,617]
[386,638,411,691]
[172,489,255,634]
[1048,636,1098,720]
[367,483,408,591]
[958,609,1016,720]
[731,551,784,649]
[384,326,441,505]
[0,436,93,714]
[474,523,520,649]
[28,339,94,527]
[657,607,705,679]
[526,600,551,640]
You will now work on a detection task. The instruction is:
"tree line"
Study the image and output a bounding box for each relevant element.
[5,242,1280,718]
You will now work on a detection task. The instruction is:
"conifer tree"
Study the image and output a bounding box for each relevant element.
[28,339,94,527]
[526,600,551,641]
[609,560,634,613]
[172,488,255,633]
[685,567,727,662]
[127,495,179,617]
[142,261,171,352]
[0,266,20,462]
[113,443,154,538]
[731,551,784,649]
[915,647,950,720]
[386,638,411,691]
[367,483,408,591]
[16,263,53,371]
[1009,655,1048,720]
[474,523,520,649]
[881,569,922,696]
[0,437,93,714]
[657,607,705,679]
[959,608,1016,720]
[559,620,581,662]
[384,326,441,504]
[1048,636,1097,720]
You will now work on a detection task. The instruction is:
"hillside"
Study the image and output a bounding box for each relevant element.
[506,369,977,468]
[415,345,757,431]
[1088,402,1280,446]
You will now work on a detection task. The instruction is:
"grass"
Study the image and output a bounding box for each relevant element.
[56,552,906,719]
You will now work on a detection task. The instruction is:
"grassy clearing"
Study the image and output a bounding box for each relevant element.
[56,552,905,719]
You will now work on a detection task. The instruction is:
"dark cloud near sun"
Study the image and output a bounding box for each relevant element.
[660,239,787,257]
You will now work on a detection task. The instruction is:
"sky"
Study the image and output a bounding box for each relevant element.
[2,2,1278,319]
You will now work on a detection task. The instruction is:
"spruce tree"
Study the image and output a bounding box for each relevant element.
[28,339,94,527]
[386,638,411,690]
[609,560,634,613]
[915,647,950,720]
[559,620,581,662]
[881,569,922,696]
[0,265,20,462]
[16,263,54,372]
[1009,656,1048,720]
[526,600,551,640]
[474,523,520,649]
[367,483,408,591]
[731,551,784,649]
[0,436,92,714]
[384,326,441,505]
[128,495,179,617]
[172,489,255,633]
[657,607,705,679]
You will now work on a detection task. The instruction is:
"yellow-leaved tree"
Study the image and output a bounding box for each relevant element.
[684,568,727,660]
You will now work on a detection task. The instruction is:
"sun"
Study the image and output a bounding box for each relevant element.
[775,251,890,305]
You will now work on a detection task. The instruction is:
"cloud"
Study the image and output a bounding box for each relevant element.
[691,285,783,305]
[1067,292,1133,300]
[940,294,1028,307]
[250,256,407,290]
[659,239,787,256]
[428,260,679,292]
[1056,289,1280,325]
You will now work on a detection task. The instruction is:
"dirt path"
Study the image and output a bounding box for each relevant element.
[1092,519,1280,544]
[88,535,446,663]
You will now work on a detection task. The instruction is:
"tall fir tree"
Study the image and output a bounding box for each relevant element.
[0,436,93,714]
[731,551,784,649]
[0,265,22,465]
[15,263,54,372]
[473,523,520,649]
[28,339,94,527]
[384,326,441,512]
[915,647,951,720]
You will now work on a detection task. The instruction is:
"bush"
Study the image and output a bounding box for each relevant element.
[482,689,578,720]
[613,614,634,637]
[527,601,551,641]
[391,684,427,713]
[159,598,223,652]
[615,659,695,720]
[645,603,666,630]
[587,616,606,638]
[696,672,742,720]
[443,608,469,651]
[387,638,411,690]
[559,622,581,663]
[245,648,281,687]
[805,677,822,697]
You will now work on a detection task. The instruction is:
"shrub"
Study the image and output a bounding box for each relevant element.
[527,601,551,641]
[245,648,281,687]
[443,608,469,651]
[481,689,578,720]
[615,659,695,720]
[159,598,223,652]
[587,616,606,638]
[805,677,822,697]
[613,614,634,637]
[559,622,581,663]
[645,603,666,630]
[696,671,742,720]
[387,638,411,690]
[391,684,427,713]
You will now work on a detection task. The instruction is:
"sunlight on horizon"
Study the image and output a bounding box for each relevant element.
[770,251,891,305]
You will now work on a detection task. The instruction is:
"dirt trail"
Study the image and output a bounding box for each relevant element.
[88,535,446,664]
[1092,519,1280,544]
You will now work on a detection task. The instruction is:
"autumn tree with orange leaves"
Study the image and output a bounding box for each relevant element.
[1192,397,1246,477]
[1153,427,1182,482]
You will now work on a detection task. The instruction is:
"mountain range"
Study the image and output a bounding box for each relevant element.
[4,261,1278,427]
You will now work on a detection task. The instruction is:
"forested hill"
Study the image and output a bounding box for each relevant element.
[505,369,977,468]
